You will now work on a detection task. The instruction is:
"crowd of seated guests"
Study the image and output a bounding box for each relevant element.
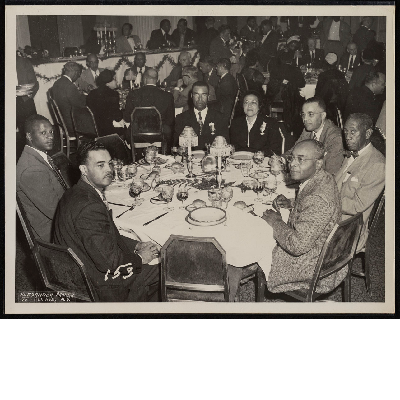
[15,16,387,302]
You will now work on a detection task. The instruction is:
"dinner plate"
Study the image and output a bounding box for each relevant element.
[249,170,270,180]
[230,151,254,164]
[188,207,226,223]
[138,157,167,166]
[186,215,226,227]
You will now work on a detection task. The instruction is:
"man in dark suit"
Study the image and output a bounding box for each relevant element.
[174,81,229,150]
[17,115,68,242]
[199,56,219,90]
[147,19,174,50]
[339,42,361,71]
[54,141,160,302]
[258,19,279,70]
[122,52,150,88]
[52,61,86,136]
[345,71,385,125]
[320,16,351,60]
[215,58,238,122]
[239,17,261,48]
[300,37,324,68]
[171,18,196,48]
[163,51,191,87]
[352,17,376,53]
[197,16,218,57]
[124,68,175,151]
[209,25,235,64]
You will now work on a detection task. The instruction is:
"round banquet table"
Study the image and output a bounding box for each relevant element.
[106,154,295,300]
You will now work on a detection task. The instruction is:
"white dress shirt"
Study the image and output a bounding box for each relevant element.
[328,20,341,41]
[312,121,325,141]
[261,31,271,44]
[347,54,355,70]
[195,107,208,124]
[127,37,136,51]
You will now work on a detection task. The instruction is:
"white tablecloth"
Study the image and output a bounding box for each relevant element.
[33,49,197,123]
[105,155,295,277]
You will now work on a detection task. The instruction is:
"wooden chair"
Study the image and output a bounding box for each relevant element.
[71,106,99,142]
[352,190,385,293]
[130,106,166,162]
[16,194,36,250]
[228,89,240,128]
[48,90,77,159]
[161,235,230,302]
[370,127,386,156]
[33,239,98,302]
[51,151,81,188]
[236,72,248,96]
[269,101,284,121]
[257,213,363,302]
[96,133,132,165]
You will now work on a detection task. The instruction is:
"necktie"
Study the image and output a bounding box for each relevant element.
[47,155,68,191]
[312,131,317,140]
[102,191,109,210]
[311,51,314,63]
[344,150,358,158]
[198,111,203,135]
[349,56,354,70]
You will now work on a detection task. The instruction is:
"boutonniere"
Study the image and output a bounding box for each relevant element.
[260,122,267,135]
[209,122,215,134]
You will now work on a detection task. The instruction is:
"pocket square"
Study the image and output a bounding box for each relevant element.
[350,177,359,182]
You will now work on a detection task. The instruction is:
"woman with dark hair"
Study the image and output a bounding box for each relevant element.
[229,90,283,155]
[87,69,124,137]
[241,49,265,94]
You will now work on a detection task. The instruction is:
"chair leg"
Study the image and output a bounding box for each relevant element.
[364,248,372,294]
[343,265,351,302]
[256,267,266,302]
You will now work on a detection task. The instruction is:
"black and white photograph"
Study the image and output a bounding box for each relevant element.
[5,4,395,314]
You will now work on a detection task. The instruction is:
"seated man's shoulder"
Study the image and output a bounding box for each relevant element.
[325,119,343,135]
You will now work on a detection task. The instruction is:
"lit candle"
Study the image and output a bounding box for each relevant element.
[217,155,222,170]
[130,80,133,90]
[187,143,192,158]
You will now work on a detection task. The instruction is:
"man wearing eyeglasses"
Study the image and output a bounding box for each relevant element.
[286,97,344,175]
[262,139,344,294]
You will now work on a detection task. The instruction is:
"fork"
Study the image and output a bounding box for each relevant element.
[116,204,136,218]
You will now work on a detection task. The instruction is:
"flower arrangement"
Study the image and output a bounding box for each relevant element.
[260,121,267,135]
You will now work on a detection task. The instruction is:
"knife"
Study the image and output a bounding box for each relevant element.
[116,204,136,218]
[143,212,169,226]
[109,202,130,207]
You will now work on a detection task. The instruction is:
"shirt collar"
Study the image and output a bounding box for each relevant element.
[220,72,228,79]
[357,142,371,157]
[81,175,106,200]
[27,145,50,165]
[195,107,208,120]
[313,120,325,140]
[63,75,72,82]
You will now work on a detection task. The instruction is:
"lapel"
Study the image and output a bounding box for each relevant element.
[318,120,330,144]
[85,69,95,86]
[24,146,52,170]
[346,145,374,176]
[189,109,201,135]
[249,114,264,135]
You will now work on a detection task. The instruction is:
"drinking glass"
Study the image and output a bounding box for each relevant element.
[240,161,251,177]
[253,151,265,166]
[220,186,233,209]
[129,178,144,205]
[171,146,179,160]
[264,174,277,204]
[208,188,222,208]
[161,185,175,211]
[176,186,189,208]
[112,159,123,182]
[253,180,265,202]
[145,146,158,169]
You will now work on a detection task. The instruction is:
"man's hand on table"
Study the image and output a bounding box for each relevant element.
[135,241,160,264]
[262,209,282,227]
[272,194,292,211]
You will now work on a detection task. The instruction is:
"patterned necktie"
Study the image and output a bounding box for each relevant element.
[344,150,359,158]
[101,191,109,210]
[198,111,203,135]
[312,131,317,140]
[349,55,354,70]
[47,155,68,191]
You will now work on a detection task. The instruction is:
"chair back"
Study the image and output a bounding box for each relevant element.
[51,151,81,187]
[368,189,385,231]
[16,194,36,250]
[270,102,284,122]
[96,134,132,165]
[33,240,97,302]
[130,106,165,161]
[236,72,248,96]
[370,127,386,156]
[71,106,99,140]
[307,213,363,301]
[228,89,240,128]
[161,235,230,302]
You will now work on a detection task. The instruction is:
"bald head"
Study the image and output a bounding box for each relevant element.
[63,61,82,82]
[143,68,158,85]
[86,54,99,71]
[178,51,191,67]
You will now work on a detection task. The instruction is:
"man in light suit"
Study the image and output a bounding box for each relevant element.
[263,139,344,294]
[17,115,68,242]
[209,25,235,65]
[174,81,229,150]
[320,16,351,60]
[54,141,160,302]
[339,42,361,72]
[51,61,86,136]
[75,54,104,93]
[286,97,344,175]
[115,23,141,54]
[335,113,385,251]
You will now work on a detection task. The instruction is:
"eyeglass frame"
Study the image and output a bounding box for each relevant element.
[300,111,324,118]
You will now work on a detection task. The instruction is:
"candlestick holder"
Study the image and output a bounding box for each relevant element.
[179,126,198,178]
[210,136,231,189]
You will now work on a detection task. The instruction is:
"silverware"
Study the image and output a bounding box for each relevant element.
[109,202,130,207]
[116,204,136,218]
[143,212,169,226]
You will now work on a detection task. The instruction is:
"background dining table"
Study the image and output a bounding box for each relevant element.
[106,154,295,299]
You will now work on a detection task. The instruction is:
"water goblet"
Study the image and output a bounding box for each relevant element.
[240,161,251,177]
[208,188,222,208]
[176,185,189,209]
[129,178,144,205]
[171,146,179,160]
[253,180,265,202]
[253,151,265,166]
[220,186,233,209]
[264,174,277,204]
[161,185,175,211]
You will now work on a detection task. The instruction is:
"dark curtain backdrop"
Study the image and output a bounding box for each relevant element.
[28,15,60,57]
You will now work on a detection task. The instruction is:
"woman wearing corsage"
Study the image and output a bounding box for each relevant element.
[229,91,283,155]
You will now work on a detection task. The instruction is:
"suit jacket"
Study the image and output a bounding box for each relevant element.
[203,68,219,89]
[230,114,283,155]
[209,36,233,63]
[115,35,141,53]
[16,146,66,242]
[174,107,229,150]
[52,76,86,135]
[171,28,196,47]
[147,29,173,50]
[320,18,351,49]
[344,85,384,125]
[258,30,279,69]
[267,169,343,294]
[335,144,385,250]
[300,48,324,68]
[339,53,361,71]
[294,119,344,175]
[86,85,123,137]
[163,65,182,87]
[53,179,144,302]
[121,65,151,89]
[215,73,238,120]
[75,68,104,93]
[352,25,376,53]
[123,84,175,129]
[197,27,219,56]
[239,25,261,43]
[348,63,374,91]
